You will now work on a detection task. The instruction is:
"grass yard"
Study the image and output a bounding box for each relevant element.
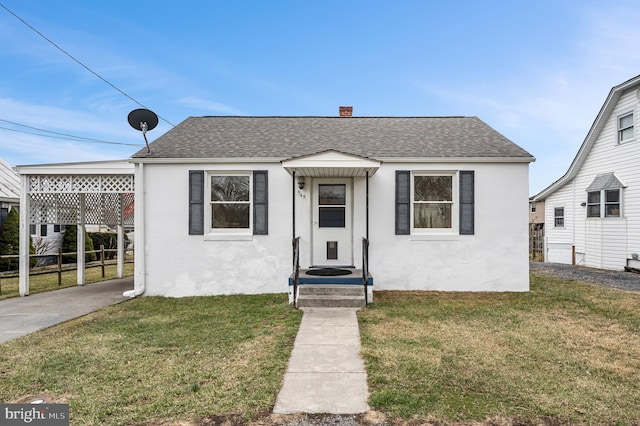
[2,273,639,425]
[359,274,640,424]
[0,293,302,425]
[0,262,134,300]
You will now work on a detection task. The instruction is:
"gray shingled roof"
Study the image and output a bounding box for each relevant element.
[132,116,533,160]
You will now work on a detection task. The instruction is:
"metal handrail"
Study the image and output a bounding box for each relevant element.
[362,237,369,305]
[292,237,300,309]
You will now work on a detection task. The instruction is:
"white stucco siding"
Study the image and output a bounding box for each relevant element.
[368,162,530,292]
[140,162,293,297]
[139,160,530,296]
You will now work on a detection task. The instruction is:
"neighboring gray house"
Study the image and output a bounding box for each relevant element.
[0,157,20,231]
[533,74,640,270]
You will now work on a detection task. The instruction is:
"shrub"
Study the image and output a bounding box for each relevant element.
[88,232,128,259]
[0,209,36,271]
[61,226,96,263]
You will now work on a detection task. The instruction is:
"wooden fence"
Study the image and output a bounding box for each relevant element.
[0,246,133,294]
[529,223,544,262]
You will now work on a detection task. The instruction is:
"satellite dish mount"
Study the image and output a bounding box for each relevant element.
[128,109,159,154]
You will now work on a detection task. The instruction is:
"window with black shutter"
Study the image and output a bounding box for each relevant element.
[395,170,474,235]
[189,170,268,236]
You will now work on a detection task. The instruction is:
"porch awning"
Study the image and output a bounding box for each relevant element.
[281,150,381,177]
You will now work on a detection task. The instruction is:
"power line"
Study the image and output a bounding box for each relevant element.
[0,118,141,145]
[0,2,175,127]
[0,121,143,147]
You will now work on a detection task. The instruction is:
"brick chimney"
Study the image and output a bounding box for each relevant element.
[339,106,353,117]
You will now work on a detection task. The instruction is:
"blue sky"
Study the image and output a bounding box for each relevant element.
[1,1,640,194]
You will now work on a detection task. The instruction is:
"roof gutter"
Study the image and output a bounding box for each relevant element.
[129,156,535,164]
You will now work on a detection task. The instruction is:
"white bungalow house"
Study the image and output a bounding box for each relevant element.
[532,74,640,271]
[128,111,534,302]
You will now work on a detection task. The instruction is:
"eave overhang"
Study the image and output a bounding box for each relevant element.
[17,160,134,176]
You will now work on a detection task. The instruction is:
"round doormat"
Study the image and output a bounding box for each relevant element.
[306,268,353,276]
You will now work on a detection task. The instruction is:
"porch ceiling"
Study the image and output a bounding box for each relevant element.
[282,150,381,177]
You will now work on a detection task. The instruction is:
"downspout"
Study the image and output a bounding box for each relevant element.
[124,162,145,298]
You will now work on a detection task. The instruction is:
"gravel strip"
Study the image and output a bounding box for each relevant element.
[530,261,640,292]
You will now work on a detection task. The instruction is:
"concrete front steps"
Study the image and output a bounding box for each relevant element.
[297,284,366,308]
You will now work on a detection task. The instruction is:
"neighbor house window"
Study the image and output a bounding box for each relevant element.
[210,174,250,229]
[554,207,564,227]
[605,189,620,217]
[618,112,634,143]
[588,189,621,218]
[413,174,453,229]
[587,191,601,217]
[530,202,536,213]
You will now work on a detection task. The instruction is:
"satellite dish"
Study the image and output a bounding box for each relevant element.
[128,109,158,153]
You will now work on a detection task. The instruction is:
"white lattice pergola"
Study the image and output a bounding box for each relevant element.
[17,161,134,296]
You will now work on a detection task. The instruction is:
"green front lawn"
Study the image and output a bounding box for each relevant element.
[359,274,640,424]
[2,273,639,425]
[0,293,302,425]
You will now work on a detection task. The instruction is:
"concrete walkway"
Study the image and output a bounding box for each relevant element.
[273,307,370,414]
[0,277,133,344]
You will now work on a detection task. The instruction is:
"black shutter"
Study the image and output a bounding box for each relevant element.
[395,171,410,235]
[253,170,268,235]
[189,170,204,235]
[459,170,474,235]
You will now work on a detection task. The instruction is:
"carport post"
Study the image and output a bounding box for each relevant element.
[18,174,30,296]
[77,194,86,285]
[117,224,124,278]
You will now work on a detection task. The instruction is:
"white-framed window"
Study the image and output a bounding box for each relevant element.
[530,202,536,213]
[554,207,564,227]
[209,172,252,233]
[411,172,456,232]
[189,170,267,238]
[587,189,621,218]
[618,111,634,143]
[396,170,473,236]
[587,191,600,218]
[605,189,621,217]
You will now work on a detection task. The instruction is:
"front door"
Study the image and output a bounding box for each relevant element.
[312,178,353,266]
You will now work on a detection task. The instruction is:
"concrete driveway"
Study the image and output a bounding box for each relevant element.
[0,277,133,345]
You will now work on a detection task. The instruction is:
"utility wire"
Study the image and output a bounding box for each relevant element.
[0,118,141,145]
[0,124,143,147]
[0,2,175,127]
